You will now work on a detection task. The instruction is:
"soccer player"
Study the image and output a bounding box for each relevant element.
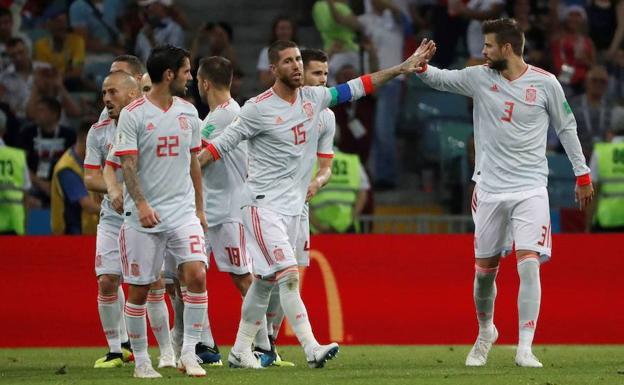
[98,58,176,369]
[202,39,434,369]
[113,45,208,378]
[415,19,594,367]
[260,48,335,367]
[88,71,177,368]
[194,55,250,364]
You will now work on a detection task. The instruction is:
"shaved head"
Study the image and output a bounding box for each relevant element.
[102,71,141,120]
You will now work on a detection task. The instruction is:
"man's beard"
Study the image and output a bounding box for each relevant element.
[279,73,302,89]
[489,58,508,72]
[170,82,188,97]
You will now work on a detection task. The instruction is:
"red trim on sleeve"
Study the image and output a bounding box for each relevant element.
[190,146,202,153]
[416,63,428,74]
[105,160,121,169]
[317,153,334,159]
[206,143,221,161]
[114,149,138,156]
[361,74,374,95]
[576,173,591,186]
[201,138,210,148]
[84,163,101,170]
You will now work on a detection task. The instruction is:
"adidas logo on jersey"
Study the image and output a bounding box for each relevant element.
[146,122,155,131]
[490,84,499,92]
[275,116,284,124]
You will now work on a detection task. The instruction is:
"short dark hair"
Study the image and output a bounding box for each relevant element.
[38,97,62,119]
[268,40,298,65]
[198,56,233,89]
[146,45,190,83]
[6,37,25,49]
[301,49,328,68]
[0,8,12,20]
[112,55,145,76]
[482,18,525,56]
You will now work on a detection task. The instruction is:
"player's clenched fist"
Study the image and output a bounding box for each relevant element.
[137,201,161,228]
[109,187,124,214]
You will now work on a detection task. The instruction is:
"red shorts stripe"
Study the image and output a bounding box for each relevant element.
[251,207,273,266]
[239,223,247,267]
[119,225,129,277]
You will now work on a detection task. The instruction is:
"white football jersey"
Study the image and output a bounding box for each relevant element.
[114,96,202,233]
[208,86,335,216]
[418,64,590,193]
[84,117,124,232]
[200,99,248,226]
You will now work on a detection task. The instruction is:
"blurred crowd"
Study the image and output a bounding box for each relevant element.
[0,0,622,235]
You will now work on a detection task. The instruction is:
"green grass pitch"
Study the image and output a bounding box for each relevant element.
[1,346,623,385]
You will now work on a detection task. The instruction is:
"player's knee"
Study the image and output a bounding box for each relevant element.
[149,278,165,290]
[97,274,120,294]
[277,269,300,292]
[230,273,252,295]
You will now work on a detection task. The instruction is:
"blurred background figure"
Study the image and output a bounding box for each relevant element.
[0,109,30,235]
[587,106,624,232]
[33,5,86,91]
[18,97,75,209]
[135,0,185,63]
[0,7,31,72]
[256,15,298,90]
[191,21,239,70]
[50,121,99,235]
[69,0,125,56]
[551,5,596,96]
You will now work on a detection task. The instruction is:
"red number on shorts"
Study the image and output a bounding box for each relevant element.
[537,225,548,246]
[156,136,180,157]
[501,101,515,122]
[189,235,204,254]
[291,123,306,145]
[226,247,241,267]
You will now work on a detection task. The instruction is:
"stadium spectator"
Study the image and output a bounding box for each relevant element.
[19,97,75,208]
[332,63,375,164]
[0,37,49,119]
[50,121,99,235]
[450,0,506,65]
[33,6,86,90]
[607,48,624,103]
[309,147,370,233]
[312,0,360,84]
[587,106,624,232]
[257,16,298,90]
[191,22,239,71]
[25,65,81,124]
[135,0,185,63]
[586,0,624,60]
[0,109,30,235]
[551,5,596,95]
[570,65,614,159]
[69,0,125,56]
[0,7,31,72]
[513,0,549,70]
[326,0,405,189]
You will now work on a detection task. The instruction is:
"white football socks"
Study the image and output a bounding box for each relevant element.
[266,287,285,340]
[200,291,216,348]
[517,257,541,351]
[232,278,273,353]
[125,302,149,364]
[277,269,318,351]
[98,291,122,353]
[474,264,499,336]
[182,291,207,356]
[117,286,129,344]
[146,288,172,353]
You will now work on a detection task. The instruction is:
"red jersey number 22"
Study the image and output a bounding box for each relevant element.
[501,101,514,122]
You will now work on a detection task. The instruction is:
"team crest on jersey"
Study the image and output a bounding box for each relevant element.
[178,115,190,130]
[273,248,285,262]
[131,263,140,277]
[302,101,314,119]
[525,87,537,103]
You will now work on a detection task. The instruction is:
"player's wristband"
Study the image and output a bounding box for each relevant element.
[576,173,591,186]
[416,63,428,74]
